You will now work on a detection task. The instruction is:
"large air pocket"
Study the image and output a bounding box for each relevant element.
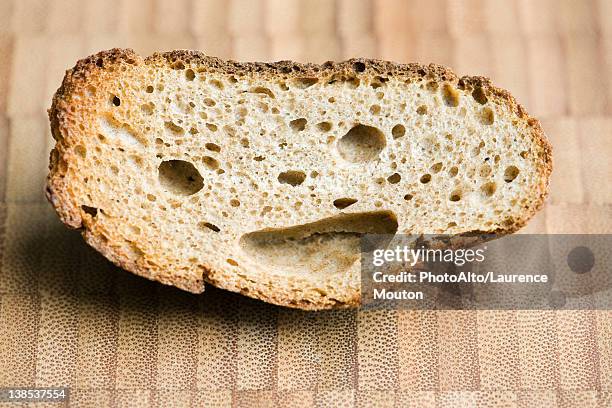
[239,211,398,277]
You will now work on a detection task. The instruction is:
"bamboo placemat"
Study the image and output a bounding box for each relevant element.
[0,1,611,406]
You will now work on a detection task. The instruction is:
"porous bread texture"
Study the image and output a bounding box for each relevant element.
[47,49,552,310]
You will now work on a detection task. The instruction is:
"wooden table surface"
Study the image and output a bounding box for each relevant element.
[0,1,611,407]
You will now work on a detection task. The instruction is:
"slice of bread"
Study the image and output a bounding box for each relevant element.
[47,49,552,309]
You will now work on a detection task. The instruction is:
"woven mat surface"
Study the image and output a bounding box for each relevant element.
[0,0,611,407]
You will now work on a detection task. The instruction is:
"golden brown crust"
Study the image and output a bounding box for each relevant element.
[47,48,552,310]
[455,75,553,233]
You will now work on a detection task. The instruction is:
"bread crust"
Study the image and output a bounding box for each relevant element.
[47,48,552,310]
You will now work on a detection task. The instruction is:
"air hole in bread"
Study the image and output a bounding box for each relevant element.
[449,190,462,202]
[317,122,332,132]
[236,107,248,118]
[504,165,519,182]
[403,194,414,201]
[278,170,306,186]
[479,107,494,125]
[387,173,401,184]
[481,182,497,197]
[345,77,361,89]
[290,118,307,132]
[392,124,406,139]
[258,102,269,114]
[205,143,221,152]
[81,205,98,217]
[239,211,398,277]
[112,95,121,106]
[416,105,428,115]
[442,84,459,107]
[353,62,366,72]
[227,258,239,266]
[338,124,386,163]
[165,121,185,135]
[140,103,155,115]
[249,87,275,98]
[430,162,443,173]
[185,69,195,81]
[333,198,358,209]
[198,221,220,232]
[420,174,432,184]
[426,81,439,92]
[346,77,360,88]
[230,199,241,207]
[294,77,318,88]
[370,76,388,89]
[146,85,154,93]
[74,145,87,158]
[479,164,492,177]
[202,156,220,170]
[210,79,224,89]
[204,98,216,107]
[206,123,218,132]
[158,160,204,196]
[328,74,360,88]
[472,87,488,104]
[370,105,381,114]
[261,206,273,216]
